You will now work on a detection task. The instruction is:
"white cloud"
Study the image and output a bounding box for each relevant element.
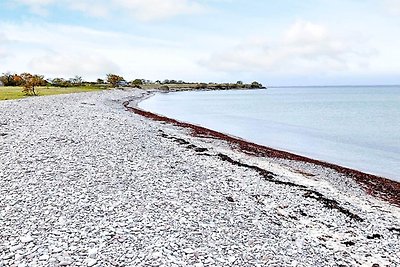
[28,53,120,77]
[202,21,375,75]
[283,21,327,45]
[13,0,55,15]
[67,1,109,18]
[0,22,123,78]
[0,21,212,81]
[0,33,10,60]
[113,0,205,21]
[385,0,400,15]
[14,0,54,5]
[9,0,206,20]
[0,33,8,43]
[15,0,54,3]
[0,49,7,60]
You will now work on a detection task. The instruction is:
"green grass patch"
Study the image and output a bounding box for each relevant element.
[0,86,107,101]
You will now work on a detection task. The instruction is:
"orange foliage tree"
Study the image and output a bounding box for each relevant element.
[20,73,45,96]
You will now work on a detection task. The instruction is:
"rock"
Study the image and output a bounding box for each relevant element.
[342,241,356,247]
[152,252,162,258]
[10,244,23,252]
[15,254,23,261]
[86,258,97,266]
[367,234,382,239]
[59,259,72,266]
[277,208,289,217]
[87,248,97,258]
[183,248,194,254]
[2,253,14,260]
[39,254,50,261]
[51,246,63,253]
[183,206,193,213]
[20,235,34,243]
[226,196,235,202]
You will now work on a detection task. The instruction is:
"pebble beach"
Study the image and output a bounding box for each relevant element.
[1,89,400,266]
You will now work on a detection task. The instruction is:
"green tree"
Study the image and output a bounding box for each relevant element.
[0,72,15,86]
[251,81,263,88]
[106,74,125,87]
[52,78,70,87]
[70,75,83,86]
[131,79,143,85]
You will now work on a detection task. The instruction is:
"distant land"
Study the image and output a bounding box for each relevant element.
[0,72,265,100]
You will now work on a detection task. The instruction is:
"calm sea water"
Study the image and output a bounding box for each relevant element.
[139,86,400,181]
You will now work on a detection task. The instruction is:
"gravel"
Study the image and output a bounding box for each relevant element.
[1,89,399,267]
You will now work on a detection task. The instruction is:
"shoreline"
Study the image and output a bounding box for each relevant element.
[125,91,400,207]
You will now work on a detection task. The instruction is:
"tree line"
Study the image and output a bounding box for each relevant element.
[0,72,264,95]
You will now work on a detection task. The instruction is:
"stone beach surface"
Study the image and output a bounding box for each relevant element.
[1,89,399,267]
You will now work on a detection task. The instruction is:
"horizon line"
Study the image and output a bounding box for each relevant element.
[268,84,400,88]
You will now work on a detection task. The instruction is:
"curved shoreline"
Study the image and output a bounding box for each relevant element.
[2,89,400,266]
[124,94,400,207]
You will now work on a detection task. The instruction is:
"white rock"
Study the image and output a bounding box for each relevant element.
[86,258,97,267]
[2,253,14,260]
[152,252,162,258]
[20,235,34,243]
[15,254,23,261]
[183,248,194,254]
[51,246,63,253]
[183,206,193,213]
[59,259,72,266]
[10,245,23,252]
[277,208,289,217]
[39,254,50,261]
[87,248,97,258]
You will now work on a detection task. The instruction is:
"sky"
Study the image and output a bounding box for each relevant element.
[1,0,400,86]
